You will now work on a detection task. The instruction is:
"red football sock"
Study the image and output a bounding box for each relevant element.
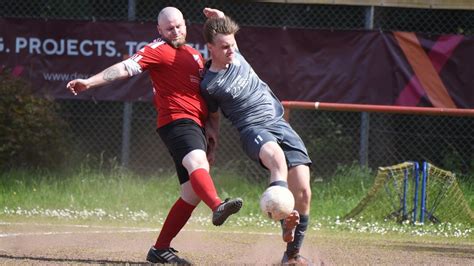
[154,197,196,249]
[189,168,222,211]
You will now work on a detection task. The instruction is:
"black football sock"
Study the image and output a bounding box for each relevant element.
[268,180,288,188]
[287,214,309,255]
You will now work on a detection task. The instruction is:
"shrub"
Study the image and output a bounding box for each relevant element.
[0,70,70,169]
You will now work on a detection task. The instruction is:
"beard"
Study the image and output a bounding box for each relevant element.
[166,36,186,48]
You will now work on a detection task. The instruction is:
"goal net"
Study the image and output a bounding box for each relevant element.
[344,161,473,224]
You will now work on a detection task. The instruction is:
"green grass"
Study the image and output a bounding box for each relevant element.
[1,168,182,214]
[1,165,472,238]
[311,165,375,217]
[0,166,371,220]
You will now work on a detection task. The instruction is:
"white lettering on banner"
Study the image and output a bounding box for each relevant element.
[125,41,148,56]
[15,37,27,53]
[44,39,60,55]
[4,37,207,59]
[94,40,105,56]
[30,38,41,54]
[67,39,78,56]
[80,40,93,56]
[13,37,118,57]
[42,72,93,81]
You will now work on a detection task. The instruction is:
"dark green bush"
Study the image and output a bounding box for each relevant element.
[0,70,70,169]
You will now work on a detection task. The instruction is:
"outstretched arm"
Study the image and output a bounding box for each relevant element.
[66,62,130,95]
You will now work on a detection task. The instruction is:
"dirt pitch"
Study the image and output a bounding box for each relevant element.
[1,222,473,265]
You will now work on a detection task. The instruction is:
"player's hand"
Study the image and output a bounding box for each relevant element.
[206,137,217,165]
[203,8,225,19]
[66,79,89,95]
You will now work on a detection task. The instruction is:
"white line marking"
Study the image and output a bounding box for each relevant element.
[0,228,157,238]
[0,221,279,238]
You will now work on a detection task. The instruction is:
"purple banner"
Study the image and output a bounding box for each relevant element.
[1,18,473,108]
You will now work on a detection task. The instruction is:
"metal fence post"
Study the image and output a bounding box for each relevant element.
[128,0,136,21]
[358,6,374,168]
[359,112,369,167]
[365,5,374,30]
[121,103,133,168]
[120,0,136,169]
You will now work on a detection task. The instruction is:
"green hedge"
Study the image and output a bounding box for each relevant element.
[0,70,71,169]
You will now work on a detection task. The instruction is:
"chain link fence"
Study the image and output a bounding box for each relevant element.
[287,109,473,178]
[3,0,474,34]
[3,1,474,180]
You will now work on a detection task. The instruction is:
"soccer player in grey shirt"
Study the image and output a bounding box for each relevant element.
[201,8,314,265]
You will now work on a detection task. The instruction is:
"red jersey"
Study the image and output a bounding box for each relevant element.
[131,39,208,128]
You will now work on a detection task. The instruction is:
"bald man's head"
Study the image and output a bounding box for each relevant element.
[157,7,183,25]
[156,7,187,48]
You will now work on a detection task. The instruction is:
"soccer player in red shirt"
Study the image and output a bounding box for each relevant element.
[66,6,242,264]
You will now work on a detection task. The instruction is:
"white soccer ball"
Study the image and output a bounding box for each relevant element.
[259,185,295,221]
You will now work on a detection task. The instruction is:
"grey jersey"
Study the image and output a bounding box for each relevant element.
[200,51,284,131]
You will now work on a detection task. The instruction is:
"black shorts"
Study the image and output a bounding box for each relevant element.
[157,119,207,184]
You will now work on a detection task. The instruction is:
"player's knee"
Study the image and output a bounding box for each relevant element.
[182,149,209,171]
[181,181,201,205]
[181,193,201,206]
[294,186,311,204]
[260,142,286,166]
[301,186,311,203]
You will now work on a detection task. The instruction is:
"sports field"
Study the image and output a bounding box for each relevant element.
[1,168,473,264]
[1,220,473,265]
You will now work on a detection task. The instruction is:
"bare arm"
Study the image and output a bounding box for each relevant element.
[205,111,220,165]
[66,61,130,95]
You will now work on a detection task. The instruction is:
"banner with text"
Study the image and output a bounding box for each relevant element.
[1,18,472,108]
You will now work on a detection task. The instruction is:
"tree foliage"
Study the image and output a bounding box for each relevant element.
[0,70,70,169]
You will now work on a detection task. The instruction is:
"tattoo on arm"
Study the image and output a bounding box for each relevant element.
[103,66,120,81]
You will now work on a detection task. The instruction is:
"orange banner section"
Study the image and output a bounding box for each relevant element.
[394,32,457,108]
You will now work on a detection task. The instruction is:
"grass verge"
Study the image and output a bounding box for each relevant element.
[1,166,472,241]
